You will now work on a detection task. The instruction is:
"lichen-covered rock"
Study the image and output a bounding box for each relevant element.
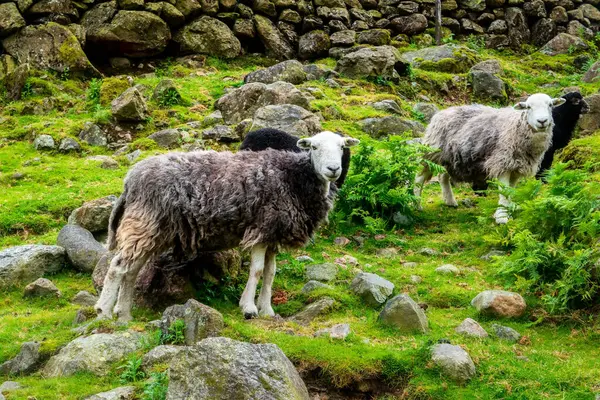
[174,16,241,58]
[0,54,17,81]
[431,344,476,383]
[360,116,425,138]
[244,60,307,84]
[0,245,66,287]
[578,3,600,21]
[455,318,488,337]
[141,345,184,371]
[58,138,81,153]
[57,225,107,273]
[471,290,526,318]
[350,272,395,306]
[166,337,309,400]
[505,7,530,50]
[492,324,521,341]
[83,386,136,400]
[305,263,338,282]
[357,28,391,45]
[72,290,99,307]
[24,277,61,297]
[372,99,402,114]
[253,14,295,60]
[330,29,356,46]
[111,87,148,122]
[0,3,26,38]
[390,14,428,34]
[68,196,117,233]
[488,19,507,34]
[33,134,56,151]
[401,44,479,73]
[540,33,588,56]
[298,30,331,60]
[435,264,461,275]
[0,342,40,375]
[160,299,224,345]
[289,297,335,324]
[251,104,322,137]
[43,331,143,377]
[301,280,331,294]
[148,129,183,148]
[2,22,99,77]
[335,45,408,81]
[378,294,428,333]
[470,70,507,103]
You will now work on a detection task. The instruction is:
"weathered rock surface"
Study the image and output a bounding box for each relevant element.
[244,60,307,85]
[471,290,526,318]
[582,61,600,83]
[379,294,428,333]
[0,245,66,286]
[0,3,26,37]
[167,337,309,400]
[350,272,394,306]
[83,386,136,400]
[111,87,148,122]
[290,297,336,324]
[174,16,240,58]
[492,324,521,341]
[251,104,322,137]
[253,14,295,60]
[436,264,460,275]
[360,116,425,137]
[68,196,117,233]
[0,341,40,375]
[72,290,99,307]
[79,123,108,147]
[540,33,588,56]
[24,278,61,297]
[148,129,183,148]
[455,318,488,338]
[301,280,331,294]
[160,299,224,345]
[141,345,184,371]
[431,343,476,383]
[336,45,408,81]
[57,225,107,273]
[43,331,143,377]
[299,30,331,60]
[402,44,479,73]
[305,263,338,282]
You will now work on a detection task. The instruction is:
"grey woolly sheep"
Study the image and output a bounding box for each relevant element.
[414,93,566,224]
[95,131,359,322]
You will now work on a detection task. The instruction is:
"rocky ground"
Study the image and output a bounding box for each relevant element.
[0,38,600,399]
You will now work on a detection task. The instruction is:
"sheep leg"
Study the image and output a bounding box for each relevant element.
[494,172,513,224]
[414,165,433,210]
[95,253,125,320]
[239,244,267,319]
[257,249,276,318]
[440,173,458,207]
[113,256,150,323]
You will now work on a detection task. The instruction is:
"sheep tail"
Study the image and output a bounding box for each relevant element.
[107,191,126,251]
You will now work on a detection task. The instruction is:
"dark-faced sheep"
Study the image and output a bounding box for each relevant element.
[95,131,359,322]
[240,128,351,188]
[414,93,566,224]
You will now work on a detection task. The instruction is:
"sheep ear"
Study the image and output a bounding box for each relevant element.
[514,102,528,110]
[297,138,312,149]
[551,97,566,107]
[344,138,360,147]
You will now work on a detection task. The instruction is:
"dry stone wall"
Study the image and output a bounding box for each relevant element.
[0,0,598,71]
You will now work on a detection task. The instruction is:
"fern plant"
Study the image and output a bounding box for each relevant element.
[160,319,186,345]
[118,355,146,383]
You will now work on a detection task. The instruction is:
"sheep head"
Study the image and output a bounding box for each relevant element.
[560,91,590,114]
[297,131,359,182]
[514,93,566,132]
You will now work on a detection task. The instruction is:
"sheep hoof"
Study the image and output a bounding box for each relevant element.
[445,201,459,208]
[244,311,258,320]
[96,311,112,321]
[258,307,275,318]
[241,303,259,319]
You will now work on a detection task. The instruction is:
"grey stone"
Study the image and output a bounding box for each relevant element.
[583,61,600,83]
[480,250,505,260]
[378,294,428,333]
[58,138,81,153]
[289,297,335,324]
[244,60,307,85]
[305,263,338,282]
[492,324,521,341]
[79,122,108,147]
[87,156,119,170]
[202,125,239,142]
[0,342,40,375]
[72,290,98,307]
[173,16,241,58]
[531,18,557,47]
[68,195,117,233]
[471,70,507,103]
[330,30,356,47]
[350,272,395,306]
[126,150,142,163]
[152,79,182,104]
[540,33,589,56]
[166,337,309,400]
[43,331,144,376]
[0,245,66,286]
[57,225,108,273]
[335,45,408,81]
[160,299,224,345]
[298,30,331,60]
[455,318,488,338]
[251,104,322,137]
[0,381,22,392]
[0,3,26,37]
[431,343,476,383]
[470,59,503,75]
[34,135,56,150]
[390,14,428,34]
[330,323,351,339]
[471,290,526,318]
[360,116,425,138]
[419,247,439,256]
[357,29,391,45]
[83,386,136,400]
[436,264,460,275]
[413,103,439,122]
[111,87,148,122]
[401,44,479,73]
[141,345,184,371]
[301,280,331,294]
[201,111,224,127]
[303,64,338,81]
[376,247,398,258]
[372,99,402,114]
[506,7,530,50]
[253,14,295,60]
[488,19,508,34]
[402,262,418,268]
[148,129,182,149]
[409,275,422,284]
[24,278,60,297]
[295,255,314,263]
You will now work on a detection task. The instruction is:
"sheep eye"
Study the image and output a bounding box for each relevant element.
[311,145,317,150]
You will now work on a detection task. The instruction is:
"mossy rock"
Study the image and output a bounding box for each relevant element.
[401,44,480,73]
[99,77,131,106]
[558,133,600,171]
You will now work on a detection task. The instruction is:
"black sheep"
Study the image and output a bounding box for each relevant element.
[240,128,351,188]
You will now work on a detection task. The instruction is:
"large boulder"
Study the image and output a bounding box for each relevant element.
[539,33,588,56]
[244,60,307,84]
[471,290,526,318]
[298,30,331,60]
[401,44,479,73]
[350,272,394,306]
[582,60,600,83]
[82,9,171,57]
[43,332,143,377]
[174,16,241,58]
[360,116,425,138]
[335,45,409,81]
[0,342,40,375]
[390,14,428,35]
[253,15,295,60]
[505,7,530,50]
[470,61,507,103]
[57,225,107,273]
[111,87,149,122]
[2,23,99,77]
[160,299,224,345]
[167,337,309,400]
[68,196,117,233]
[378,294,428,333]
[216,81,311,124]
[0,3,26,38]
[0,245,66,287]
[578,4,600,21]
[577,94,600,134]
[531,18,557,47]
[431,344,476,383]
[251,104,323,137]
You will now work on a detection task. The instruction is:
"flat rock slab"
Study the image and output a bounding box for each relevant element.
[305,263,338,282]
[350,272,394,306]
[167,337,309,400]
[0,245,66,287]
[379,294,428,333]
[455,318,488,338]
[289,297,335,324]
[431,343,476,383]
[471,290,526,318]
[43,331,143,377]
[492,324,521,342]
[83,386,136,400]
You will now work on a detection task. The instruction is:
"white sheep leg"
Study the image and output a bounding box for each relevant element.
[239,244,266,319]
[414,165,433,210]
[494,172,512,224]
[113,256,149,323]
[257,250,276,318]
[95,253,125,320]
[440,173,458,207]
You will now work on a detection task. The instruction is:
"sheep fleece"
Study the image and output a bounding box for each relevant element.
[424,105,553,182]
[113,149,335,261]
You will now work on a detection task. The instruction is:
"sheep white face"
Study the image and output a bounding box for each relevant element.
[514,93,566,132]
[297,131,359,182]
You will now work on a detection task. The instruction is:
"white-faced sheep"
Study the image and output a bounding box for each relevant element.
[95,131,359,322]
[414,93,566,224]
[240,128,351,188]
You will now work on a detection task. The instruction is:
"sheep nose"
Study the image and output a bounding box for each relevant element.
[537,118,548,125]
[327,166,340,173]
